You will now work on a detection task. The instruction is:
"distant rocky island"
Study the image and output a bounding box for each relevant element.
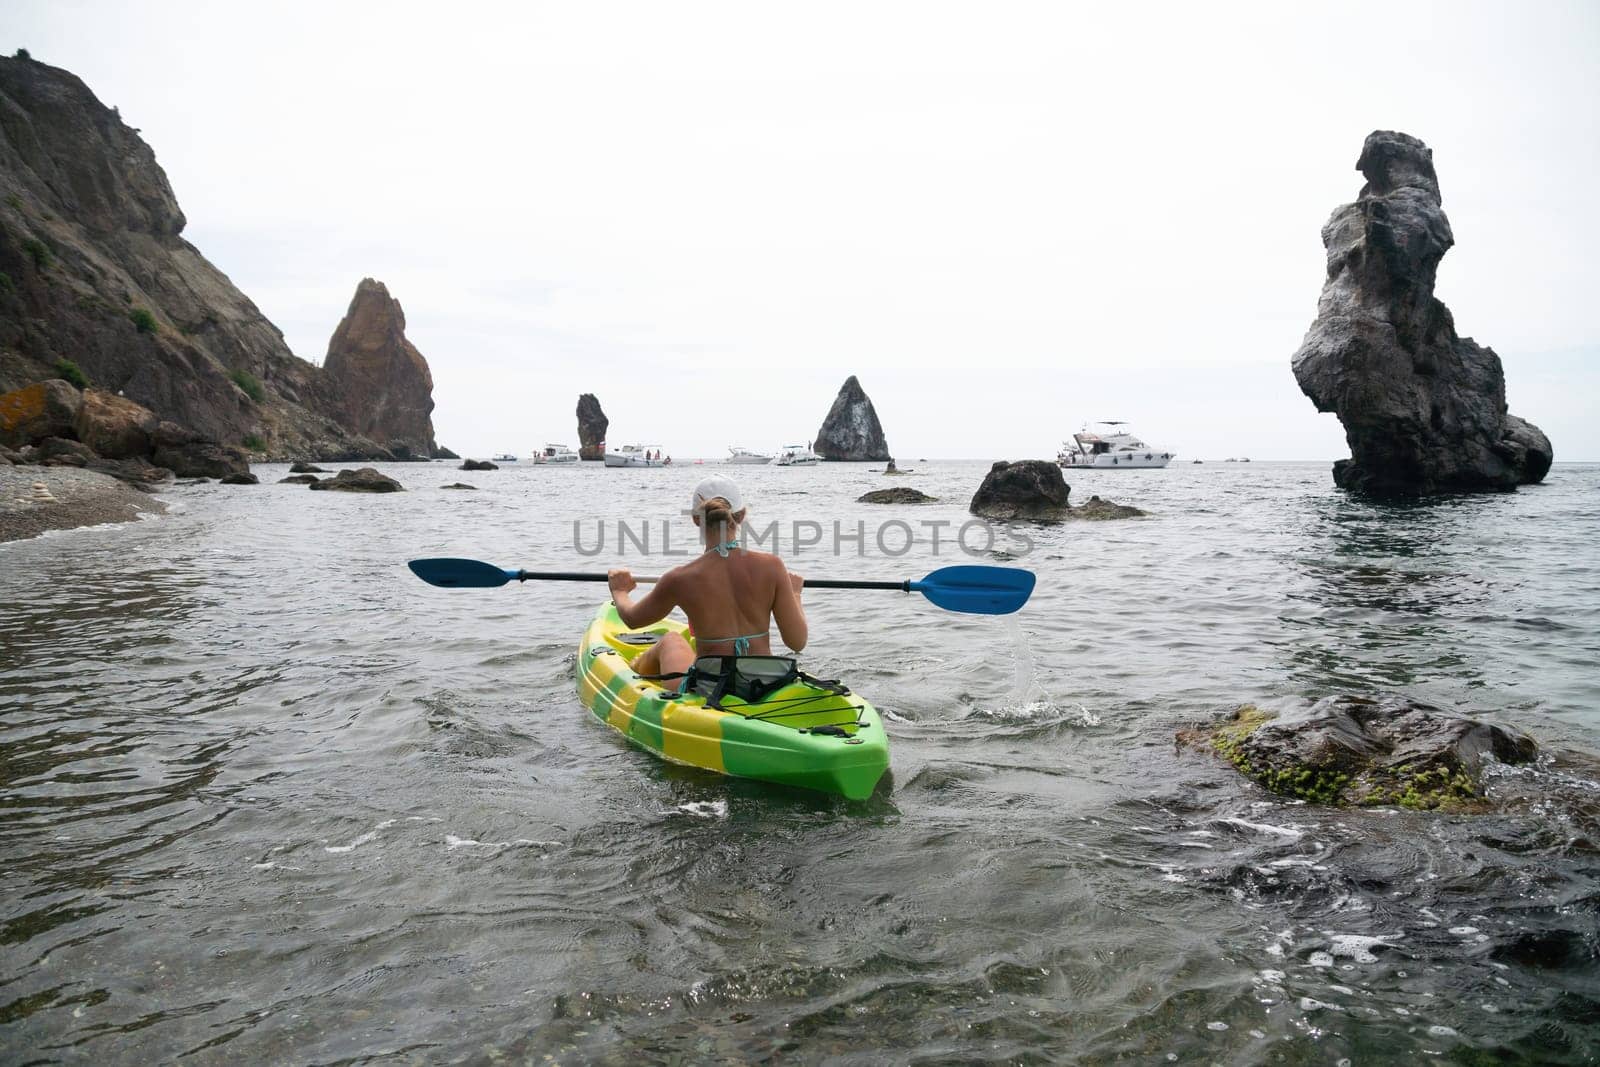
[0,54,444,463]
[815,375,889,461]
[1292,130,1552,495]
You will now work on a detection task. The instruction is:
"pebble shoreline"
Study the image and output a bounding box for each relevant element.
[0,465,167,544]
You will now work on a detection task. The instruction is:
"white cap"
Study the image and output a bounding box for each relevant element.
[690,476,744,517]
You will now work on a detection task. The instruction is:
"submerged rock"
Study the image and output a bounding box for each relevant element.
[859,487,937,504]
[1291,131,1552,495]
[576,393,608,461]
[279,474,320,484]
[815,376,890,461]
[1181,694,1537,810]
[461,459,498,471]
[1074,495,1145,520]
[289,461,328,473]
[322,278,438,460]
[220,471,258,485]
[307,467,403,493]
[441,482,478,490]
[969,460,1071,520]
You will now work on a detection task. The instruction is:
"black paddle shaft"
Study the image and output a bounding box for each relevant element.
[514,570,910,591]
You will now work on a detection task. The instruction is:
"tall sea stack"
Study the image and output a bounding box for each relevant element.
[322,278,438,460]
[1291,130,1552,496]
[814,375,889,461]
[576,393,607,460]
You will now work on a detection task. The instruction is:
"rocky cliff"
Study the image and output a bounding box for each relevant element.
[576,393,607,460]
[322,279,437,459]
[0,54,397,459]
[1291,130,1552,495]
[814,375,889,461]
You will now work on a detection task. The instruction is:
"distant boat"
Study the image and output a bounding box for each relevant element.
[774,444,820,466]
[605,444,670,468]
[491,452,518,463]
[1057,422,1175,468]
[531,444,579,464]
[727,446,774,465]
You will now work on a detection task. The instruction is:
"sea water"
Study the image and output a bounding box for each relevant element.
[1,460,1596,1061]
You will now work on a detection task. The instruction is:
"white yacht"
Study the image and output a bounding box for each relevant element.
[727,446,774,465]
[774,443,821,466]
[1056,422,1175,468]
[604,444,671,468]
[531,443,579,464]
[491,452,518,463]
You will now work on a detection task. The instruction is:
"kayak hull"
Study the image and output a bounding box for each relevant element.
[576,603,889,800]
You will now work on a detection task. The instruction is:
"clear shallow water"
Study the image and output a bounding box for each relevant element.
[2,459,1597,1063]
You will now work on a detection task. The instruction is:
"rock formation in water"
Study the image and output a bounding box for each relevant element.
[1291,130,1552,495]
[969,460,1071,520]
[306,467,403,492]
[858,487,937,504]
[576,393,608,460]
[1182,694,1537,810]
[0,54,399,460]
[321,278,438,460]
[969,460,1146,521]
[814,375,889,461]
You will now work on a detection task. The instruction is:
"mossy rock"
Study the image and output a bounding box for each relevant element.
[1183,695,1536,811]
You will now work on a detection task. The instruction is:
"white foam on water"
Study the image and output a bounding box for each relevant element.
[1249,1030,1266,1039]
[674,800,729,819]
[324,818,397,854]
[445,835,562,852]
[325,831,377,854]
[1308,951,1334,968]
[1206,1021,1228,1031]
[1217,817,1303,839]
[1324,933,1400,963]
[1329,984,1356,995]
[1428,1025,1458,1037]
[1257,969,1286,983]
[1299,997,1344,1013]
[1448,925,1479,936]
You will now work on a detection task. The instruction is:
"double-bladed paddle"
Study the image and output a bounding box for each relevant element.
[407,558,1035,616]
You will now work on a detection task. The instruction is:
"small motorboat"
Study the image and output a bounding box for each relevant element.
[605,445,671,468]
[1056,422,1175,469]
[774,444,821,466]
[531,444,579,464]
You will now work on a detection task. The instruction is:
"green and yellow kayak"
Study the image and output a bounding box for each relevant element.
[576,602,889,800]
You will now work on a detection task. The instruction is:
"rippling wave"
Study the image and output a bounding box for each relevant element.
[2,461,1596,1061]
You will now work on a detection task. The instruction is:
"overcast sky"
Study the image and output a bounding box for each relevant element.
[8,1,1597,460]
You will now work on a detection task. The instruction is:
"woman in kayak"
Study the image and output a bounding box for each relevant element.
[608,476,806,683]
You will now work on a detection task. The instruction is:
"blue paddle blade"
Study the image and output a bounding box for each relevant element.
[409,558,518,588]
[911,565,1036,615]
